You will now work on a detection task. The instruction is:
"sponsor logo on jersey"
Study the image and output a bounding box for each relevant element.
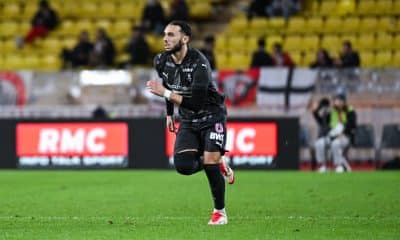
[182,68,193,72]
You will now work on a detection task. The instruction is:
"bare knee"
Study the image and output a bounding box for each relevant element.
[203,151,221,164]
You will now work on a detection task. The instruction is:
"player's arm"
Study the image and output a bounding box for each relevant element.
[147,62,209,112]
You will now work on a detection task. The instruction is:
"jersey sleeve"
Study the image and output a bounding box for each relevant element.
[153,54,163,78]
[154,53,174,116]
[180,58,211,112]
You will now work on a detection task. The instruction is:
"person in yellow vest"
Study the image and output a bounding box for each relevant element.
[314,93,357,173]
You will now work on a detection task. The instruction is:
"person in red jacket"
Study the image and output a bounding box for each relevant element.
[271,43,295,67]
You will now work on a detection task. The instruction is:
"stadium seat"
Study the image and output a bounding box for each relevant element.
[114,38,128,54]
[215,53,229,69]
[145,34,163,53]
[249,18,268,35]
[376,123,400,162]
[391,51,400,67]
[41,38,63,54]
[305,17,324,33]
[302,35,320,52]
[0,21,19,38]
[359,51,375,68]
[95,19,113,34]
[3,54,24,70]
[321,35,341,53]
[98,2,117,19]
[19,21,30,34]
[62,37,77,50]
[373,0,392,15]
[287,17,306,34]
[265,35,283,52]
[113,20,133,38]
[190,2,212,19]
[357,0,375,16]
[375,51,392,68]
[228,36,247,53]
[229,53,250,70]
[359,17,378,33]
[76,20,95,36]
[215,35,228,52]
[348,124,375,162]
[378,17,396,33]
[80,2,98,19]
[54,20,75,37]
[283,35,302,52]
[245,36,259,53]
[1,2,21,19]
[357,34,376,51]
[39,54,61,71]
[23,55,41,69]
[290,51,303,66]
[319,0,337,16]
[323,17,342,34]
[394,0,400,15]
[340,17,360,33]
[116,2,137,19]
[393,35,400,50]
[302,52,315,67]
[375,33,393,51]
[22,2,38,20]
[1,39,18,54]
[335,0,356,16]
[229,17,248,34]
[267,18,286,33]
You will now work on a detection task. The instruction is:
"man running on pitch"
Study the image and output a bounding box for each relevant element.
[146,20,234,225]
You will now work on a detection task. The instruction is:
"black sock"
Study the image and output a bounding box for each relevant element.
[204,164,225,210]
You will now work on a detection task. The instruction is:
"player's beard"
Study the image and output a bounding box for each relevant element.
[166,39,183,54]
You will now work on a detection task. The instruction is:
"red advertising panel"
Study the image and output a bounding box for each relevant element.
[166,122,277,156]
[17,123,128,156]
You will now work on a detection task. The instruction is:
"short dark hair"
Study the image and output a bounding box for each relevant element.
[204,35,214,44]
[343,40,352,49]
[257,38,265,47]
[168,20,192,38]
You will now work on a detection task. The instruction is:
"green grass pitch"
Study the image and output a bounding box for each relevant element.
[0,170,399,239]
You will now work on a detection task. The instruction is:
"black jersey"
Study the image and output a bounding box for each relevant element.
[154,48,226,123]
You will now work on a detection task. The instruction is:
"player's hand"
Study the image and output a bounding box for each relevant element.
[146,79,165,97]
[166,116,176,133]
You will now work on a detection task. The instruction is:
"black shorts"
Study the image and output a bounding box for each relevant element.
[174,121,227,155]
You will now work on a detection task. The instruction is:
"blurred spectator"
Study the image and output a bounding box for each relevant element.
[169,0,189,22]
[247,0,270,19]
[314,93,357,173]
[267,0,301,21]
[142,0,166,35]
[200,36,216,70]
[271,43,295,67]
[124,26,150,67]
[61,30,93,69]
[17,0,59,47]
[335,41,360,68]
[250,38,274,68]
[311,97,331,171]
[310,49,334,69]
[92,105,109,119]
[90,28,116,68]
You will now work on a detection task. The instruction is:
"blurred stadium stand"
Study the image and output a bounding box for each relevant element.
[1,0,400,167]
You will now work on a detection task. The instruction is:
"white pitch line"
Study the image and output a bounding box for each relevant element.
[0,216,398,221]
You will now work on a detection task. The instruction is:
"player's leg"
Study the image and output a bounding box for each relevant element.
[314,137,328,172]
[203,151,227,225]
[202,121,230,225]
[173,125,202,175]
[331,136,350,173]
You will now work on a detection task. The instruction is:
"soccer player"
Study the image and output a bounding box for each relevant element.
[146,20,234,225]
